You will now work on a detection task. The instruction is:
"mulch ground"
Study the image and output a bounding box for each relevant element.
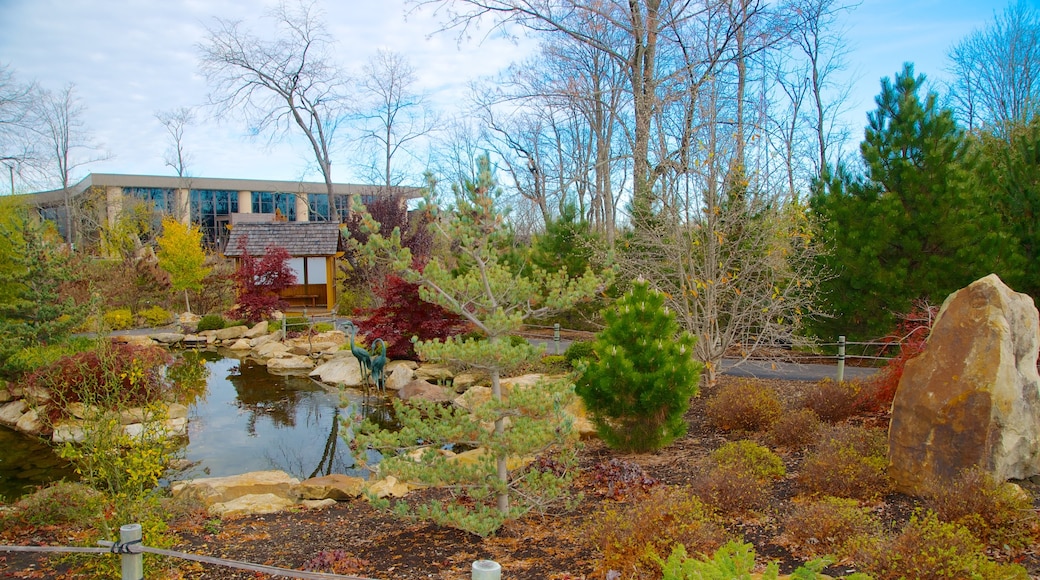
[2,376,1039,579]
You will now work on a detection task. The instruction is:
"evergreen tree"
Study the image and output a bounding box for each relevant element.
[156,217,210,314]
[353,155,603,534]
[575,279,702,452]
[811,64,1005,340]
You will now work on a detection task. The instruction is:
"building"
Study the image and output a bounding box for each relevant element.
[27,173,421,249]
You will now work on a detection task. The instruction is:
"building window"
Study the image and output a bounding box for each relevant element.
[307,194,331,221]
[124,187,174,215]
[190,189,239,248]
[252,192,297,220]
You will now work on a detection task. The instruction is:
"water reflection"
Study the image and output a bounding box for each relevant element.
[183,353,369,480]
[0,425,76,500]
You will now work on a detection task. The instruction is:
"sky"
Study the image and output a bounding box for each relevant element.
[0,0,1019,193]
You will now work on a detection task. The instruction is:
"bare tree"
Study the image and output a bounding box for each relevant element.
[356,50,437,189]
[197,0,349,219]
[36,83,108,249]
[155,107,196,178]
[0,64,41,194]
[948,0,1040,136]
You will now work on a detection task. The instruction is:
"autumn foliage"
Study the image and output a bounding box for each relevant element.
[227,237,297,324]
[362,274,467,360]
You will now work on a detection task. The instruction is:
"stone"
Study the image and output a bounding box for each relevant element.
[366,475,412,498]
[120,407,154,425]
[171,470,300,506]
[215,325,249,341]
[299,498,338,510]
[0,385,13,404]
[151,333,186,345]
[310,357,364,387]
[229,338,252,351]
[182,334,209,347]
[250,333,278,349]
[415,364,454,383]
[387,360,418,372]
[501,374,546,389]
[15,408,45,435]
[889,274,1040,494]
[167,403,189,420]
[448,447,533,471]
[398,379,452,403]
[267,355,315,372]
[210,493,296,517]
[0,400,28,426]
[451,372,482,392]
[111,334,155,347]
[298,474,366,500]
[384,364,414,391]
[52,421,86,443]
[243,320,269,339]
[67,402,94,419]
[255,341,290,359]
[23,385,51,405]
[289,341,339,356]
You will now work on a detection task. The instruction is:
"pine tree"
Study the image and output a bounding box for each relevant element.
[156,217,210,314]
[575,279,702,452]
[353,155,603,534]
[811,64,1005,340]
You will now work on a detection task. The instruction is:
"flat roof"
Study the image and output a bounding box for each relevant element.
[27,173,422,205]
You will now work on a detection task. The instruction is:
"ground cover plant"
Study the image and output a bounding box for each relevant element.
[2,377,1038,578]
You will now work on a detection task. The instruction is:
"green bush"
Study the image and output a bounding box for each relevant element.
[2,337,94,376]
[563,340,596,367]
[706,379,783,432]
[313,322,334,333]
[195,314,226,332]
[859,511,1029,580]
[576,280,702,452]
[138,305,172,327]
[712,440,786,481]
[103,308,133,330]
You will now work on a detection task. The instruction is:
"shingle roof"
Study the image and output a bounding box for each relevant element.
[223,222,345,257]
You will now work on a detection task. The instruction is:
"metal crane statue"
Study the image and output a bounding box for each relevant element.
[370,338,388,394]
[342,320,388,398]
[343,321,372,392]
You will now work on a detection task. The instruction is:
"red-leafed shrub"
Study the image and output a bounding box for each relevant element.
[863,300,938,412]
[362,275,468,360]
[227,238,297,324]
[24,341,174,422]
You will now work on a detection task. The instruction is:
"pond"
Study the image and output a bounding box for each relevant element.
[0,350,380,500]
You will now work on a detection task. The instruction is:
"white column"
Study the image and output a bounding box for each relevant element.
[105,186,123,228]
[238,190,252,213]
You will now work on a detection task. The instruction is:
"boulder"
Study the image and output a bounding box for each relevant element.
[387,360,418,372]
[15,408,45,435]
[398,379,452,403]
[112,334,155,347]
[501,374,546,389]
[255,341,290,359]
[299,499,338,510]
[167,403,189,420]
[0,400,28,426]
[52,421,86,443]
[228,338,252,351]
[243,320,269,339]
[0,385,14,404]
[23,385,50,405]
[250,333,278,349]
[210,493,296,517]
[267,355,315,372]
[366,475,413,498]
[298,474,366,500]
[150,333,186,345]
[452,372,482,392]
[310,357,364,387]
[215,325,249,341]
[889,274,1040,494]
[415,364,453,383]
[384,364,414,391]
[288,341,340,356]
[171,470,300,506]
[178,311,201,332]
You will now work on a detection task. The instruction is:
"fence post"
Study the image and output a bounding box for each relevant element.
[472,559,502,580]
[119,523,143,580]
[553,323,561,355]
[837,335,846,383]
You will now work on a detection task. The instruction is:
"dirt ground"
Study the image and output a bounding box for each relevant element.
[2,376,1038,579]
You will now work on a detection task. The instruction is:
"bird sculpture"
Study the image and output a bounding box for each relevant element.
[370,338,388,395]
[344,321,372,393]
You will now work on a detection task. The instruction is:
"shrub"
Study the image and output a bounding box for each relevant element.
[138,305,171,327]
[2,336,94,376]
[585,458,659,500]
[227,239,296,324]
[540,354,569,373]
[196,314,226,332]
[9,482,105,528]
[362,275,467,359]
[859,511,1029,580]
[103,308,133,330]
[563,340,596,367]
[689,464,771,517]
[797,424,890,500]
[313,322,334,333]
[587,486,730,579]
[766,408,823,449]
[711,440,786,481]
[576,280,702,452]
[705,379,783,432]
[924,467,1039,552]
[778,496,882,560]
[802,378,862,423]
[864,300,938,412]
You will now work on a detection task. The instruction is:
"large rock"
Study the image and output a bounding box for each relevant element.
[889,274,1040,494]
[398,379,452,403]
[151,333,186,345]
[250,333,278,349]
[171,470,300,506]
[267,355,315,372]
[310,356,364,387]
[415,364,454,383]
[254,341,290,359]
[298,474,366,500]
[243,320,269,339]
[215,325,249,341]
[210,493,296,517]
[384,364,414,391]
